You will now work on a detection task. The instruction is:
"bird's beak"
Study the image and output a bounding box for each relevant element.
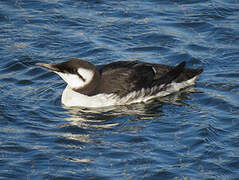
[36,63,59,72]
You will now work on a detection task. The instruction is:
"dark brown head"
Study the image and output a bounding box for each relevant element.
[37,58,100,95]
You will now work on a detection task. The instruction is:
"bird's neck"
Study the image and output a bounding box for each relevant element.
[72,71,100,96]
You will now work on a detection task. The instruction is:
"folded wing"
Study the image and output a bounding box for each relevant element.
[98,61,196,97]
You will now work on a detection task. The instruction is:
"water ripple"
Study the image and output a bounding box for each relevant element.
[0,0,239,179]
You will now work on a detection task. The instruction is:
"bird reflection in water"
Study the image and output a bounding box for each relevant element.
[55,87,199,163]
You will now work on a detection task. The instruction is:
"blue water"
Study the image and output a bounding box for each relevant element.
[1,0,239,179]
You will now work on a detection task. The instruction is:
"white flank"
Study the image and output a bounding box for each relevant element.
[61,86,118,107]
[56,68,93,89]
[61,76,198,108]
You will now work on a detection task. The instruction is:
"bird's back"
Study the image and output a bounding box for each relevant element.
[98,61,203,97]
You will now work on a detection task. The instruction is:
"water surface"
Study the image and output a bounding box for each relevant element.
[0,0,239,179]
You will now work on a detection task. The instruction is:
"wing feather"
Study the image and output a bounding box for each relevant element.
[98,61,201,97]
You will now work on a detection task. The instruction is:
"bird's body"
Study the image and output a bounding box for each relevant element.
[37,59,203,108]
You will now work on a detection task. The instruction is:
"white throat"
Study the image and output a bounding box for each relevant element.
[56,68,94,89]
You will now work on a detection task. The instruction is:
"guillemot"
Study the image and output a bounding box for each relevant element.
[37,59,203,108]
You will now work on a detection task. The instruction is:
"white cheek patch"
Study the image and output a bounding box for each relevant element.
[77,68,94,86]
[55,68,94,89]
[56,72,83,89]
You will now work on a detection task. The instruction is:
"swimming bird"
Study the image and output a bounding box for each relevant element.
[37,59,203,108]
